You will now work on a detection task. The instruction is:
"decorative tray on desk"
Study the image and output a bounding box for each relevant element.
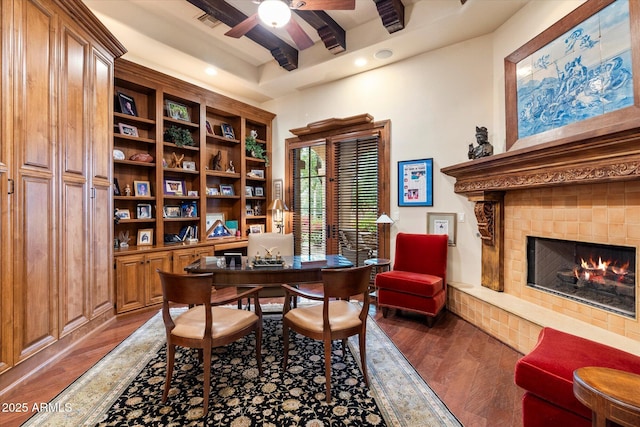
[252,258,285,268]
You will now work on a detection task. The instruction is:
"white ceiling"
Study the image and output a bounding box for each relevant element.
[84,0,531,104]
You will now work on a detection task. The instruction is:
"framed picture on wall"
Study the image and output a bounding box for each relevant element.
[398,158,433,207]
[427,212,457,246]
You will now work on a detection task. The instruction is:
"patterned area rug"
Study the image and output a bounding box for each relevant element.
[25,310,461,426]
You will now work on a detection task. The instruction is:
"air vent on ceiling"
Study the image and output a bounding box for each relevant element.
[197,13,222,29]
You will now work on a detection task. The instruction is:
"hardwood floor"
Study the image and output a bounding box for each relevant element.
[0,301,523,427]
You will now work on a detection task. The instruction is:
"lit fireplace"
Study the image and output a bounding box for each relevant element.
[527,237,636,318]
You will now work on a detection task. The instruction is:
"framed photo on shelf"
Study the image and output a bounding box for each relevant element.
[220,184,234,196]
[165,100,190,121]
[137,228,153,246]
[163,178,186,196]
[113,178,121,196]
[134,180,150,197]
[246,186,254,197]
[181,201,197,218]
[137,204,152,219]
[249,224,264,234]
[187,190,198,196]
[116,92,137,116]
[250,169,265,179]
[206,186,219,196]
[398,158,433,207]
[182,161,196,171]
[115,208,130,220]
[163,205,181,218]
[254,187,264,197]
[118,123,139,137]
[221,123,235,139]
[205,120,214,136]
[427,212,457,246]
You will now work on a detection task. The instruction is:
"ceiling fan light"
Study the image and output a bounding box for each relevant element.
[258,0,292,28]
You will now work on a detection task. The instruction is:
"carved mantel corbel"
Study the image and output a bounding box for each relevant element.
[468,191,504,291]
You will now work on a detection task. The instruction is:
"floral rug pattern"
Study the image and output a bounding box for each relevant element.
[25,310,461,427]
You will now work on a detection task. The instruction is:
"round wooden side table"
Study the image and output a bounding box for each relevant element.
[364,258,391,301]
[573,366,640,427]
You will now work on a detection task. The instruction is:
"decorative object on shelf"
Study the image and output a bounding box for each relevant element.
[467,126,493,160]
[137,228,153,246]
[117,123,138,136]
[398,158,433,207]
[116,92,137,116]
[427,212,457,246]
[212,150,222,171]
[249,224,264,234]
[113,178,121,196]
[165,100,190,121]
[246,186,254,197]
[253,203,262,216]
[255,187,264,196]
[249,169,265,178]
[206,186,219,196]
[117,230,130,248]
[134,180,150,197]
[129,152,153,163]
[181,201,197,218]
[115,208,130,219]
[113,149,125,160]
[206,213,225,231]
[163,126,194,147]
[250,129,258,139]
[227,160,235,173]
[205,120,214,136]
[188,190,198,196]
[124,184,132,197]
[182,160,196,171]
[169,152,184,168]
[268,198,288,233]
[137,203,152,219]
[221,122,235,139]
[163,178,186,196]
[245,133,268,165]
[220,184,234,196]
[206,219,232,239]
[226,219,238,235]
[376,212,394,254]
[163,205,181,218]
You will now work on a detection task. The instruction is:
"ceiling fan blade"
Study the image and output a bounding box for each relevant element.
[292,0,355,10]
[285,19,314,50]
[225,14,259,38]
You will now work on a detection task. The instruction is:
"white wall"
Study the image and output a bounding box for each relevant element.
[263,0,589,287]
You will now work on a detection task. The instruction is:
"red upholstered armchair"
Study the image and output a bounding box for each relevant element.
[375,233,448,327]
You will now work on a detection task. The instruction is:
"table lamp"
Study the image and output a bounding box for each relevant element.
[268,198,288,233]
[376,213,394,258]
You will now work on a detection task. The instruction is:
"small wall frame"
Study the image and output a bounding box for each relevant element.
[427,212,457,246]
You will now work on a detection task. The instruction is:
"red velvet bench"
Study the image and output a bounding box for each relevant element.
[514,327,640,427]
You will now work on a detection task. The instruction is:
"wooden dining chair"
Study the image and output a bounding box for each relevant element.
[157,270,263,415]
[281,264,373,402]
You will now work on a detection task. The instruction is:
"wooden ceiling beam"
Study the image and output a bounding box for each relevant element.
[295,10,346,54]
[187,0,299,71]
[373,0,405,34]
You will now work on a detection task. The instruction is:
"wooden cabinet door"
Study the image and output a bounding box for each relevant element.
[115,254,146,313]
[172,248,198,273]
[146,252,171,306]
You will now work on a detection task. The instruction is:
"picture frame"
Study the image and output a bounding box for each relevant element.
[118,123,139,137]
[206,219,232,239]
[163,205,181,218]
[113,178,121,196]
[137,228,153,246]
[427,212,457,247]
[115,208,130,220]
[398,158,433,207]
[116,92,137,116]
[136,203,152,219]
[249,224,264,234]
[181,201,198,218]
[250,169,265,179]
[273,179,283,201]
[254,186,264,197]
[134,180,150,197]
[165,99,190,122]
[226,219,238,235]
[187,190,198,196]
[220,184,234,196]
[205,120,214,136]
[206,186,219,196]
[182,161,196,171]
[246,186,254,197]
[505,0,639,151]
[163,178,186,196]
[221,123,235,139]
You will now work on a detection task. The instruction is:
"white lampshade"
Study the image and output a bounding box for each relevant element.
[376,213,394,224]
[258,0,291,28]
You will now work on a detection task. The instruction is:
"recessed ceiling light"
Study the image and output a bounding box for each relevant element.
[205,67,217,76]
[374,49,393,60]
[354,58,367,67]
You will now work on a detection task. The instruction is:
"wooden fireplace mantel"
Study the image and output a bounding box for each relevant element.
[441,128,640,291]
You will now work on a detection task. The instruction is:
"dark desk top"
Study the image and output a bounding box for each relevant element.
[185,254,352,273]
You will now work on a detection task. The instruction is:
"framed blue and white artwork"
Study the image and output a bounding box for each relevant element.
[505,0,639,151]
[398,158,433,207]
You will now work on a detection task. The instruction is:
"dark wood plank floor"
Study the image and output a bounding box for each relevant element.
[0,299,523,427]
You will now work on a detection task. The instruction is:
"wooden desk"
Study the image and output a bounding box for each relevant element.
[185,255,352,287]
[573,367,640,427]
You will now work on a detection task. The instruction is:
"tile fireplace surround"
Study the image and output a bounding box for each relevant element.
[442,129,640,356]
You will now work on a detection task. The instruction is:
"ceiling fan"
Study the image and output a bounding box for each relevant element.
[225,0,355,50]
